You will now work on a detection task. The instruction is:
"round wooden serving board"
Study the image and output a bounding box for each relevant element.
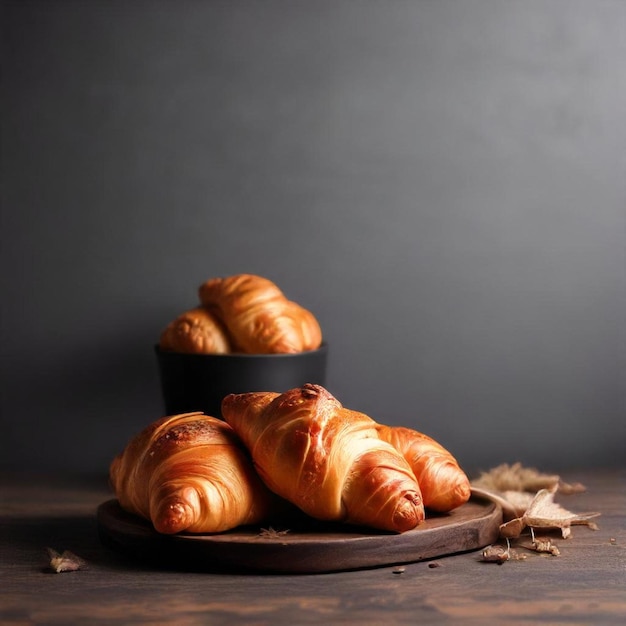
[97,497,502,574]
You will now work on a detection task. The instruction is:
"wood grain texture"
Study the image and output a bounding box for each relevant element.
[1,470,624,625]
[96,497,502,573]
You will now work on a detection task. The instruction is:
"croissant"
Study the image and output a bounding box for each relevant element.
[376,425,471,513]
[159,307,231,354]
[198,274,322,354]
[109,412,278,534]
[221,384,425,532]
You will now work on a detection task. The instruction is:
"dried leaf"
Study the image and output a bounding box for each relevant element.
[500,490,535,511]
[528,536,560,556]
[557,481,587,495]
[473,465,598,567]
[472,464,591,525]
[479,541,527,564]
[46,548,86,573]
[472,462,561,493]
[499,485,600,539]
[499,517,527,539]
[471,463,559,522]
[480,544,510,564]
[472,463,588,495]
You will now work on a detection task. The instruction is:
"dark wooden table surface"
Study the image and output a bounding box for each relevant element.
[1,468,624,625]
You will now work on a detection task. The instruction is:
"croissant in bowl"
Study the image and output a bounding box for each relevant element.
[158,274,322,356]
[159,307,231,354]
[198,273,323,354]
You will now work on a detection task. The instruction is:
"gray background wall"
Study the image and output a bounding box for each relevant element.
[2,0,624,477]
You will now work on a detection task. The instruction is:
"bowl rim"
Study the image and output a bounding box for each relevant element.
[154,342,328,360]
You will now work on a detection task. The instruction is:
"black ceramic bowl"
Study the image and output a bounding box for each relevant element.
[155,343,328,418]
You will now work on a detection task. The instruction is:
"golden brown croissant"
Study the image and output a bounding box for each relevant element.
[198,274,322,354]
[159,307,231,354]
[221,384,425,532]
[109,412,278,534]
[376,425,471,513]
